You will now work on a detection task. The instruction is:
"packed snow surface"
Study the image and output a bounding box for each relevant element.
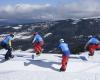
[0,49,100,80]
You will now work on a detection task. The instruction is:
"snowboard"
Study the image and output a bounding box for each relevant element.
[0,54,35,59]
[79,53,89,61]
[0,56,15,63]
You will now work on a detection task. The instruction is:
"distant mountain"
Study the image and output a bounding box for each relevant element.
[0,17,100,54]
[0,19,48,25]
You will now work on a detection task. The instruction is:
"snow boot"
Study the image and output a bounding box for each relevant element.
[36,52,41,56]
[88,53,94,56]
[10,55,14,58]
[60,68,66,72]
[5,57,10,61]
[60,66,66,72]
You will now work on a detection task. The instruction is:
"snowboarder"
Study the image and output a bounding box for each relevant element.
[58,39,70,71]
[84,36,100,56]
[32,32,44,56]
[0,33,14,60]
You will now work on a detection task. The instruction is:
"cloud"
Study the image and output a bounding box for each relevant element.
[0,0,100,20]
[61,0,100,18]
[0,4,51,19]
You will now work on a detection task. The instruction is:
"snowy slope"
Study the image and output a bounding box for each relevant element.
[0,50,100,80]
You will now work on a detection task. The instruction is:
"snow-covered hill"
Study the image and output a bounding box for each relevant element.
[0,49,100,80]
[1,18,100,53]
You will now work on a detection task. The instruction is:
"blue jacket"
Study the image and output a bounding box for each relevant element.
[32,34,43,43]
[58,42,70,56]
[88,37,100,44]
[1,35,13,46]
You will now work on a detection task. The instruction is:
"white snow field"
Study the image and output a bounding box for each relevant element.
[0,49,100,80]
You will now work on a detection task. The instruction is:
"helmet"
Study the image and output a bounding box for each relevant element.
[8,32,13,34]
[33,32,38,35]
[88,35,93,38]
[59,38,64,43]
[88,35,96,38]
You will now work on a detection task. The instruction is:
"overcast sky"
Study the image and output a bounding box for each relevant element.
[0,0,100,20]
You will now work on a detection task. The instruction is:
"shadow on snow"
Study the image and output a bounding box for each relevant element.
[24,59,61,72]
